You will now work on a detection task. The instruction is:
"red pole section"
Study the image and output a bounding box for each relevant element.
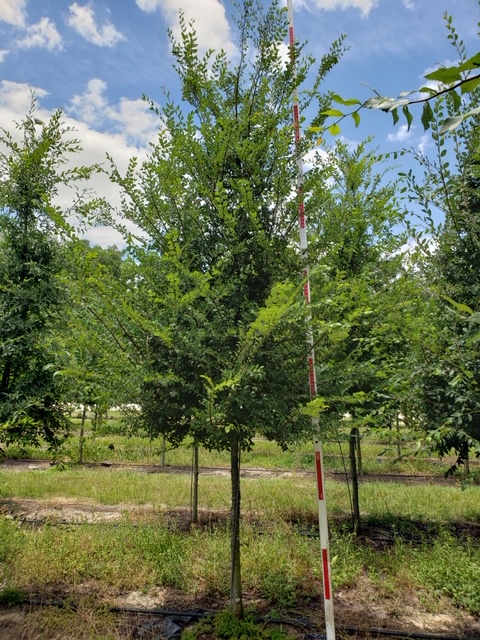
[287,3,335,638]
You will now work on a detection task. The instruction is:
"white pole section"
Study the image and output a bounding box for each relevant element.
[286,3,336,638]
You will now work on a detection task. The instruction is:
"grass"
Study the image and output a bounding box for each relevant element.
[1,426,480,637]
[3,423,477,478]
[1,466,479,522]
[1,515,479,616]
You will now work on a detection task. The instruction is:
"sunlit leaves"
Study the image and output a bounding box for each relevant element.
[424,52,480,83]
[439,105,480,134]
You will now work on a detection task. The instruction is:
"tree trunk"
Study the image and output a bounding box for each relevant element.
[79,406,86,464]
[1,359,11,394]
[161,435,166,468]
[192,440,199,524]
[230,431,243,618]
[349,427,361,535]
[396,414,402,458]
[356,426,363,477]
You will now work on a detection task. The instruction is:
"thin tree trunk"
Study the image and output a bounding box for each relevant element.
[465,450,470,476]
[356,426,363,477]
[160,435,166,468]
[1,359,11,394]
[349,427,361,535]
[230,431,243,618]
[396,414,402,458]
[192,440,199,524]
[79,406,86,464]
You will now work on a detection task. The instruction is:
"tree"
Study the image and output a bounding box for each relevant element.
[0,101,93,449]
[304,140,417,530]
[52,241,132,461]
[387,18,480,470]
[317,5,480,471]
[104,0,344,616]
[306,139,408,419]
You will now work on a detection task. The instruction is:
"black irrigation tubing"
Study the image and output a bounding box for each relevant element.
[21,598,476,640]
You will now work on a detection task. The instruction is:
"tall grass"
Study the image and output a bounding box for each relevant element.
[1,466,479,524]
[1,516,479,615]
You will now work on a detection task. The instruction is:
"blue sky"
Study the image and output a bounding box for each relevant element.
[0,0,478,245]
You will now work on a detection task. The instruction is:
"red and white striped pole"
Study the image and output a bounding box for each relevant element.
[287,3,335,638]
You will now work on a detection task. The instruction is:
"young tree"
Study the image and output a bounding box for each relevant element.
[0,102,92,449]
[392,18,480,470]
[304,140,417,529]
[318,6,480,471]
[306,140,408,422]
[104,0,344,616]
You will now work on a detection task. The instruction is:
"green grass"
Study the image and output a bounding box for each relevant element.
[1,467,479,523]
[2,423,480,629]
[1,515,479,616]
[3,430,476,480]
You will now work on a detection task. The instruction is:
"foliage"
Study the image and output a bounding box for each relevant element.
[56,240,135,421]
[393,21,480,469]
[304,140,413,432]
[0,101,93,448]
[101,0,345,616]
[316,5,480,469]
[0,587,26,607]
[182,610,289,640]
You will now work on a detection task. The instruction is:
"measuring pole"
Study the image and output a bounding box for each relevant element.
[287,3,335,638]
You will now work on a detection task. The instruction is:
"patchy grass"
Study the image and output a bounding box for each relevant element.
[3,427,477,479]
[0,513,479,621]
[1,466,479,523]
[1,425,480,637]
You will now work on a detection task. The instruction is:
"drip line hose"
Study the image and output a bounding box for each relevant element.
[21,598,476,640]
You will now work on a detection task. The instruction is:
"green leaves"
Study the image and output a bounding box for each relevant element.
[424,53,480,84]
[0,100,95,446]
[439,106,480,134]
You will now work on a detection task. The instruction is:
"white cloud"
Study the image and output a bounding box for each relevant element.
[418,133,431,155]
[67,3,125,47]
[277,42,291,67]
[0,0,26,27]
[0,79,48,114]
[402,0,415,9]
[0,80,150,248]
[17,17,63,51]
[69,78,108,126]
[136,0,235,56]
[386,124,414,143]
[0,50,8,63]
[135,0,160,11]
[68,78,158,147]
[108,97,159,147]
[308,0,378,17]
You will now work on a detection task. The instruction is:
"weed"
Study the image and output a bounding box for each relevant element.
[410,533,480,614]
[182,610,289,640]
[0,586,26,606]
